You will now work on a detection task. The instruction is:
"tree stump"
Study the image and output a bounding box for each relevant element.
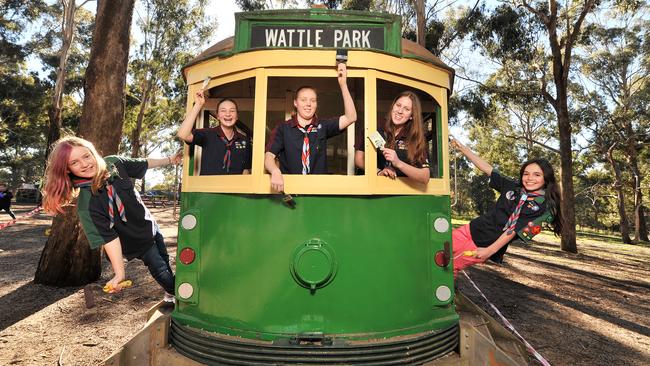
[34,204,101,286]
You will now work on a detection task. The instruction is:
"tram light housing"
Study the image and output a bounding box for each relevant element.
[179,247,196,265]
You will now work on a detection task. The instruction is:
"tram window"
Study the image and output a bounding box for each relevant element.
[367,79,440,178]
[188,77,255,176]
[265,77,364,176]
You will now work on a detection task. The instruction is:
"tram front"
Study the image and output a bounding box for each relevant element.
[173,8,457,365]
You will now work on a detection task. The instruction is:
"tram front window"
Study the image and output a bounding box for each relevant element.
[188,77,255,176]
[265,76,364,176]
[371,79,440,179]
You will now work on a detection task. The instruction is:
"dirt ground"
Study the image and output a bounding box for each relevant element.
[1,203,649,365]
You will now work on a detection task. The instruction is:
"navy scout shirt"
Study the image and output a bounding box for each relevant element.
[469,171,553,262]
[76,156,157,260]
[191,126,252,175]
[266,116,341,174]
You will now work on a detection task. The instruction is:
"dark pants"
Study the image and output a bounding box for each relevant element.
[1,207,15,220]
[139,231,175,294]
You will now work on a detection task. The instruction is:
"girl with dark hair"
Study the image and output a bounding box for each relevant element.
[42,136,180,298]
[450,138,562,276]
[355,91,430,184]
[177,90,252,175]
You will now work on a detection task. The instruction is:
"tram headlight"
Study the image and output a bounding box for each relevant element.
[435,286,452,302]
[178,283,194,299]
[433,217,450,233]
[179,247,196,265]
[181,214,197,230]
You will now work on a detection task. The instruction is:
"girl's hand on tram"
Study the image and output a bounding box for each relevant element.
[377,167,396,179]
[270,170,284,192]
[194,90,206,106]
[337,63,347,85]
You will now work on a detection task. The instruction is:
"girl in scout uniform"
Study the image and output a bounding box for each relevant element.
[449,138,562,277]
[177,90,252,175]
[264,63,356,193]
[355,91,431,184]
[42,136,180,297]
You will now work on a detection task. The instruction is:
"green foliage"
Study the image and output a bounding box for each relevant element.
[235,0,267,11]
[124,0,212,157]
[470,5,539,63]
[469,174,495,216]
[305,0,341,9]
[342,0,373,10]
[0,0,51,187]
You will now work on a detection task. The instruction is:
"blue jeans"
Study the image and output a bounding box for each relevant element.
[139,231,175,294]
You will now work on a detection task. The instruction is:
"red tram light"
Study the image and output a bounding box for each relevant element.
[179,247,196,265]
[434,241,451,267]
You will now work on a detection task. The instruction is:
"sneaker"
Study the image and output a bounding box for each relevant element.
[163,292,175,303]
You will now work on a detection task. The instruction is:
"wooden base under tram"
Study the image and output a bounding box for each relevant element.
[103,293,528,366]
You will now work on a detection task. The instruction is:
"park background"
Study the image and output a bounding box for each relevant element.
[0,0,649,365]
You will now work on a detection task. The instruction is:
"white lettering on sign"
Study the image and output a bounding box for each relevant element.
[265,29,279,47]
[362,30,370,47]
[261,27,380,49]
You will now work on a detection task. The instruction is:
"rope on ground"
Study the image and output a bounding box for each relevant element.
[461,271,551,366]
[0,206,43,231]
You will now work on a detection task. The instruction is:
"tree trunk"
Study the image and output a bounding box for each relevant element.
[45,0,77,159]
[35,0,135,287]
[131,76,154,158]
[639,205,649,242]
[627,145,648,242]
[557,106,577,253]
[34,204,101,285]
[78,0,135,154]
[607,145,632,243]
[414,0,425,47]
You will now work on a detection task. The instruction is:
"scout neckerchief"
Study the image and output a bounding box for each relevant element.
[503,189,544,235]
[297,124,315,175]
[72,164,126,229]
[220,135,235,173]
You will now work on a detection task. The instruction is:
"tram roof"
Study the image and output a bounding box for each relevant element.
[182,9,455,92]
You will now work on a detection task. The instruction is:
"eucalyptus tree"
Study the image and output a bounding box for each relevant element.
[127,0,211,159]
[0,1,50,187]
[37,1,95,158]
[468,0,604,252]
[580,7,649,242]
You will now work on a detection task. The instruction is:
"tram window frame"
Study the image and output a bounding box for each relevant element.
[181,67,450,196]
[264,76,364,178]
[365,72,450,195]
[182,73,258,192]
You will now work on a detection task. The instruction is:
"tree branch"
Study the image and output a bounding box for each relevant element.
[504,134,561,154]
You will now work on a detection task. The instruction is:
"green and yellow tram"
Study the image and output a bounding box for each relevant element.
[172,8,456,365]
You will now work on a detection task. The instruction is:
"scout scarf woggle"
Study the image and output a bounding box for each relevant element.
[72,168,127,229]
[503,189,544,235]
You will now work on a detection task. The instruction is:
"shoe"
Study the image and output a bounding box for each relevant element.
[163,292,175,303]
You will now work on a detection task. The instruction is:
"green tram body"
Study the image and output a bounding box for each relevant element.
[171,9,458,365]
